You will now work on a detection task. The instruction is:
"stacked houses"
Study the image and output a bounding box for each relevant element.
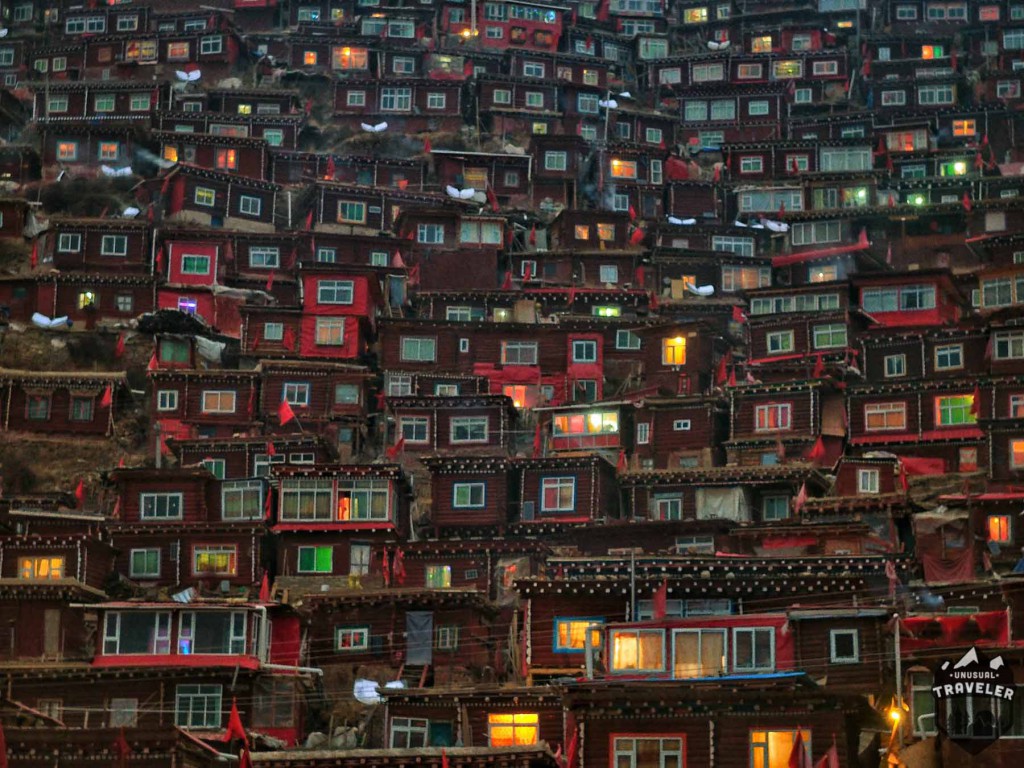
[3,0,1024,767]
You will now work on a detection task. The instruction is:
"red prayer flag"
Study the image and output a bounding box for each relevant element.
[788,730,811,768]
[74,479,85,508]
[596,0,609,21]
[727,367,736,387]
[628,204,637,222]
[616,449,627,472]
[114,728,131,768]
[147,352,158,371]
[30,240,37,269]
[304,209,314,230]
[486,185,499,212]
[118,456,126,468]
[266,441,276,456]
[898,461,909,493]
[386,436,406,459]
[652,579,668,620]
[100,385,113,409]
[522,262,533,282]
[239,749,253,768]
[114,333,126,358]
[284,326,297,351]
[223,698,248,746]
[278,399,297,426]
[794,483,808,514]
[423,136,432,153]
[532,424,543,458]
[264,489,273,521]
[629,227,645,245]
[806,436,826,463]
[529,224,537,245]
[975,152,985,170]
[813,741,840,768]
[501,270,513,290]
[393,548,406,585]
[962,191,973,212]
[258,572,271,602]
[266,271,275,292]
[566,726,580,768]
[155,247,165,274]
[778,201,786,218]
[971,385,982,417]
[731,305,746,323]
[811,354,824,379]
[715,355,728,385]
[325,156,336,179]
[442,750,450,768]
[634,265,645,287]
[382,547,391,587]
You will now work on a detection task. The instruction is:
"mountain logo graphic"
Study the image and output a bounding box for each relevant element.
[932,646,1016,754]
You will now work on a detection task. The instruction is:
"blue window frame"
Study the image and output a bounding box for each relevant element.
[553,617,605,653]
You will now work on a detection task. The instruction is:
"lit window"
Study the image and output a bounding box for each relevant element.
[315,317,345,346]
[1011,439,1024,468]
[194,187,216,207]
[303,51,317,66]
[935,395,976,426]
[989,515,1011,543]
[662,337,687,365]
[57,141,78,161]
[215,149,237,171]
[541,477,575,512]
[193,545,237,575]
[610,629,665,671]
[488,713,539,747]
[335,627,369,651]
[865,403,907,431]
[610,159,638,179]
[19,557,64,580]
[953,119,976,137]
[425,565,451,588]
[751,35,772,53]
[755,404,791,431]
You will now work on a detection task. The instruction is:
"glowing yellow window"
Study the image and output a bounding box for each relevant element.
[684,7,708,23]
[597,223,615,241]
[751,730,812,768]
[333,46,368,70]
[752,35,772,53]
[163,146,179,163]
[503,384,527,408]
[555,619,603,651]
[922,45,943,60]
[989,515,1011,543]
[575,225,591,240]
[610,159,637,179]
[19,557,64,580]
[215,149,237,170]
[662,336,687,365]
[77,291,97,309]
[1012,439,1024,468]
[304,51,318,66]
[953,119,976,137]
[237,104,252,115]
[487,713,539,747]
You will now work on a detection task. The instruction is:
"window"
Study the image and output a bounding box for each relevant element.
[201,391,236,414]
[298,546,333,574]
[336,627,369,651]
[885,354,906,378]
[129,548,160,579]
[751,730,812,768]
[918,84,954,105]
[167,42,190,61]
[181,254,210,275]
[453,482,486,508]
[610,629,665,671]
[865,403,907,431]
[673,420,691,431]
[989,514,1012,543]
[103,611,171,655]
[573,340,598,362]
[94,94,116,113]
[238,196,261,217]
[426,565,452,588]
[401,337,436,362]
[19,557,64,580]
[766,331,794,355]
[832,629,860,663]
[616,330,641,350]
[542,151,569,173]
[193,546,237,576]
[194,187,216,207]
[140,493,183,520]
[501,341,538,365]
[935,395,976,426]
[858,469,880,494]
[312,317,344,346]
[662,337,687,365]
[733,627,774,671]
[451,417,488,443]
[157,390,179,411]
[380,87,412,111]
[100,235,127,257]
[317,280,354,305]
[347,91,366,107]
[337,201,366,225]
[47,96,68,114]
[200,36,223,55]
[612,737,684,768]
[554,618,603,652]
[541,477,575,512]
[935,344,963,371]
[820,147,871,172]
[416,224,444,244]
[652,496,682,520]
[694,63,724,82]
[175,685,222,729]
[493,89,512,105]
[221,481,262,521]
[636,423,650,445]
[57,141,78,162]
[813,323,847,349]
[249,247,280,268]
[755,404,791,431]
[488,713,539,747]
[69,396,93,422]
[400,416,430,444]
[762,496,790,521]
[995,331,1024,360]
[282,382,310,407]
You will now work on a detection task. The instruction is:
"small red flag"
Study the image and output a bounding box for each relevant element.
[629,227,645,245]
[283,326,297,351]
[962,192,973,212]
[114,333,126,358]
[974,152,985,171]
[628,204,637,222]
[727,367,736,386]
[305,209,314,230]
[386,436,406,459]
[325,156,336,179]
[522,262,533,282]
[155,247,165,274]
[100,385,113,409]
[266,441,277,456]
[529,224,537,245]
[223,698,248,746]
[634,265,645,287]
[806,436,826,463]
[778,201,786,218]
[715,355,728,385]
[393,548,406,584]
[731,305,746,323]
[30,240,38,269]
[811,354,824,379]
[382,547,391,587]
[147,351,158,371]
[501,270,513,290]
[266,271,275,292]
[652,579,668,620]
[442,750,450,768]
[114,728,131,768]
[788,729,811,768]
[898,461,909,493]
[616,449,627,472]
[74,479,85,508]
[264,489,273,521]
[486,185,499,212]
[888,193,896,208]
[885,154,894,173]
[793,482,808,514]
[423,136,432,153]
[278,399,296,426]
[118,455,126,468]
[239,749,253,768]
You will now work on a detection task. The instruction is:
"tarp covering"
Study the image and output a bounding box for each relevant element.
[900,611,1009,651]
[913,511,975,584]
[405,611,434,666]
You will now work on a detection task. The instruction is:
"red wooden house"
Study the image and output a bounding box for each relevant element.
[389,394,518,456]
[34,272,156,328]
[156,131,270,181]
[154,110,306,151]
[294,263,383,361]
[445,0,566,52]
[0,198,33,240]
[0,369,126,438]
[39,124,142,179]
[512,455,619,529]
[170,435,338,480]
[332,79,464,133]
[852,270,965,328]
[157,165,281,231]
[271,463,410,580]
[430,150,532,208]
[48,218,152,274]
[478,73,562,137]
[34,81,168,122]
[270,151,426,189]
[530,135,589,207]
[423,455,515,536]
[630,395,727,469]
[148,369,260,441]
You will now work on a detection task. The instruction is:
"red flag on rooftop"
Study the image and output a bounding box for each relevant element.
[652,579,668,620]
[727,367,736,386]
[423,136,432,154]
[522,262,533,282]
[147,351,158,371]
[114,333,126,358]
[806,436,826,463]
[266,271,275,292]
[629,227,645,245]
[616,449,627,472]
[259,571,271,602]
[278,399,296,426]
[386,436,406,459]
[100,385,113,409]
[74,479,85,509]
[264,489,273,521]
[628,204,637,222]
[223,698,248,746]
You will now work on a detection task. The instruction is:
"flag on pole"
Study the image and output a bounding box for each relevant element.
[652,579,668,620]
[114,333,126,358]
[223,698,248,746]
[386,436,406,459]
[278,399,297,426]
[100,384,113,409]
[74,479,85,508]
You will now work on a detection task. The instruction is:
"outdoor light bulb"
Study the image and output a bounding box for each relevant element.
[889,709,902,723]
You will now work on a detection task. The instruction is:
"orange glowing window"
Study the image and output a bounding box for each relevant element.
[19,557,64,580]
[610,159,638,179]
[163,146,179,163]
[332,46,368,70]
[988,515,1011,543]
[215,149,237,170]
[57,141,78,161]
[503,384,528,408]
[953,119,976,137]
[662,337,687,365]
[303,50,318,66]
[1012,439,1024,468]
[921,45,943,60]
[751,35,772,53]
[487,713,539,747]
